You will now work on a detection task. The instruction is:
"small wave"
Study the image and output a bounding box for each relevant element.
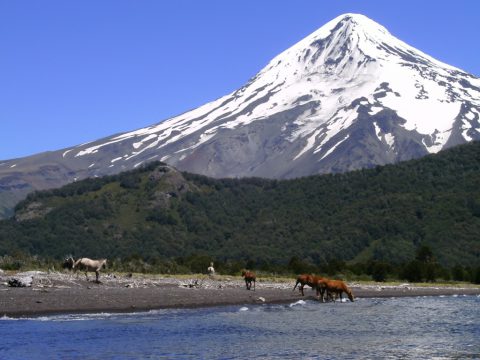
[239,307,249,312]
[0,315,59,322]
[1,312,134,322]
[289,300,307,307]
[0,314,61,322]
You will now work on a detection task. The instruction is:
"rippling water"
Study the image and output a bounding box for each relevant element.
[1,296,479,359]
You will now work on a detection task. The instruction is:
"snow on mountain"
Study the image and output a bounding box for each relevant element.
[68,13,480,172]
[1,13,479,218]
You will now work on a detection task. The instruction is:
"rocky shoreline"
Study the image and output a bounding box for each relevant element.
[1,271,479,318]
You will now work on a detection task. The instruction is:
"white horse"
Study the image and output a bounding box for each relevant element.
[63,256,107,283]
[207,262,215,276]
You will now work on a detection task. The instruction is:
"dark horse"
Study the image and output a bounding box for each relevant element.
[241,270,256,291]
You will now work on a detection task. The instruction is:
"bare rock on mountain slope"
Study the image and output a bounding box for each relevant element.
[1,13,479,218]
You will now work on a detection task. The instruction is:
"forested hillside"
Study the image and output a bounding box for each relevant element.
[0,142,479,274]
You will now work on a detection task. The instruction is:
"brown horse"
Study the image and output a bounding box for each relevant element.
[314,277,330,302]
[316,278,354,302]
[293,274,313,296]
[293,274,326,296]
[241,270,256,291]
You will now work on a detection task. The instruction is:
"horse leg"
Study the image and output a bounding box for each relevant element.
[84,271,89,281]
[318,288,325,302]
[300,284,305,296]
[253,279,255,291]
[95,270,99,283]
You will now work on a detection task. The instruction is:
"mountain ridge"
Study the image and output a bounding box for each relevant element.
[1,13,479,218]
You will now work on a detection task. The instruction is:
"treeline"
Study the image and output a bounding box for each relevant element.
[1,246,479,284]
[0,141,479,272]
[14,161,164,209]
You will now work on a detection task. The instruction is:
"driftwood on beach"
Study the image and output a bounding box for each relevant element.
[1,270,479,318]
[8,276,33,287]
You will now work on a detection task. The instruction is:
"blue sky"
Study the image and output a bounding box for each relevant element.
[1,0,479,160]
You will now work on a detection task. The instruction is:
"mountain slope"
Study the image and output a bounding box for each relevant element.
[1,141,479,267]
[1,13,479,218]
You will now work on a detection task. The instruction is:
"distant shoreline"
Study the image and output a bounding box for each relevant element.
[1,272,479,318]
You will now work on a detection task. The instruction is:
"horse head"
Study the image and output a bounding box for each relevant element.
[346,288,355,302]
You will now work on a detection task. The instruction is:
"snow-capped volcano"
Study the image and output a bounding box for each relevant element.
[64,13,480,176]
[1,13,479,217]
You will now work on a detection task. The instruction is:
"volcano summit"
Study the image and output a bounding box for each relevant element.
[1,13,479,217]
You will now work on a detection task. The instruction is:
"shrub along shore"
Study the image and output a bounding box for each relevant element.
[1,251,479,285]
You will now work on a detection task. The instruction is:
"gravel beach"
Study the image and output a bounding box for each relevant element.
[1,271,479,318]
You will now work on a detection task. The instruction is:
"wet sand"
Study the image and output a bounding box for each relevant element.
[1,271,479,318]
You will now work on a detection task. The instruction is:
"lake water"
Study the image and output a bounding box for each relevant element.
[1,296,479,359]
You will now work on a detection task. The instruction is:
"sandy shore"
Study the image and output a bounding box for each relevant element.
[1,271,479,317]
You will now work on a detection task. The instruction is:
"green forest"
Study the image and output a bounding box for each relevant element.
[0,141,479,282]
